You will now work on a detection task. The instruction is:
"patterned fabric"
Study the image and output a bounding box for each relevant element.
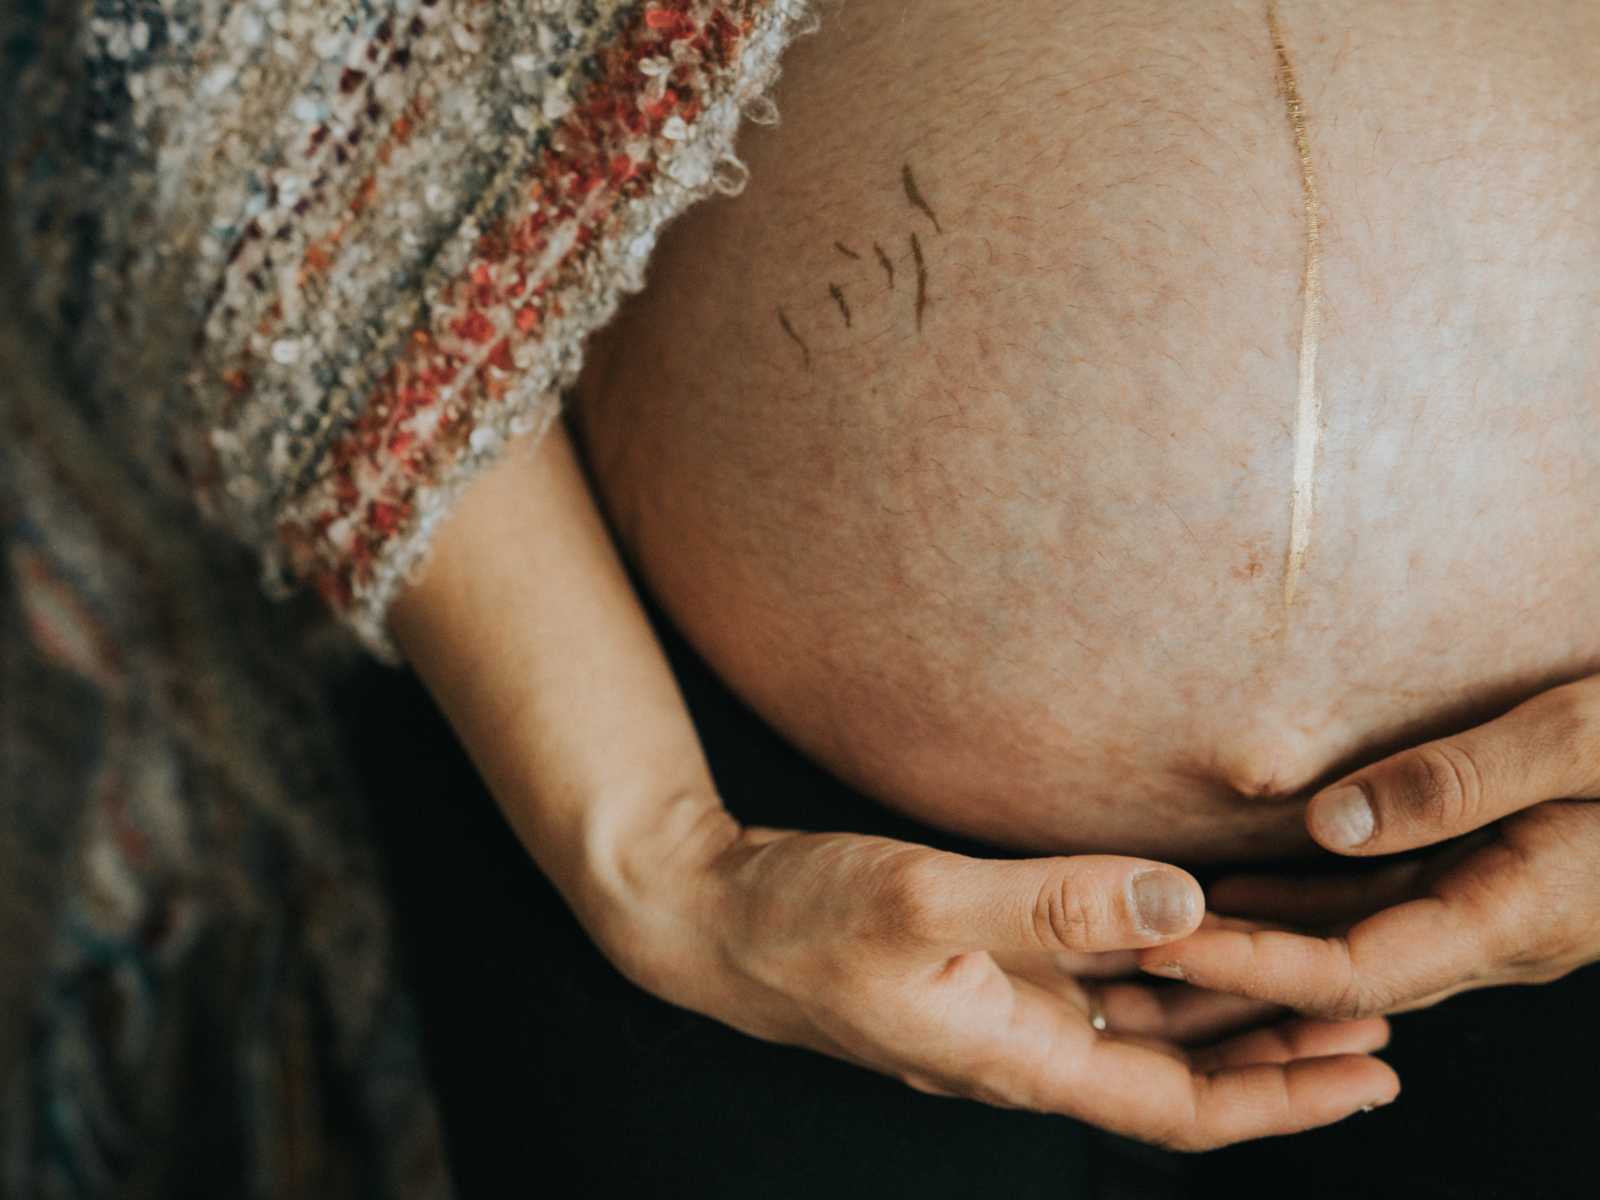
[0,1,813,1194]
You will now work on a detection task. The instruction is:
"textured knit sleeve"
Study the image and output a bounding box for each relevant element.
[0,0,812,661]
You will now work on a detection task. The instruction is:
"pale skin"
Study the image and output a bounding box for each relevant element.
[389,423,1398,1151]
[388,0,1599,1153]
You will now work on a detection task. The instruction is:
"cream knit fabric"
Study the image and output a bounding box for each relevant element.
[0,2,815,1193]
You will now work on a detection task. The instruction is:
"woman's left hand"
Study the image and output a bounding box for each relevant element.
[1136,676,1600,1016]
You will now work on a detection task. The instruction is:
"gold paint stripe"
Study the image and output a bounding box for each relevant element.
[1267,0,1324,611]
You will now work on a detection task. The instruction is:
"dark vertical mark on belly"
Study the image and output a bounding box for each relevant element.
[828,282,852,328]
[903,163,943,234]
[777,306,812,371]
[874,241,895,289]
[910,231,928,332]
[834,241,862,260]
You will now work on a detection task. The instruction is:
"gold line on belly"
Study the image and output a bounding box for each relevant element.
[1267,0,1324,611]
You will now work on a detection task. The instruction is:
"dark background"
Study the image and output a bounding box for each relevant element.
[335,596,1600,1199]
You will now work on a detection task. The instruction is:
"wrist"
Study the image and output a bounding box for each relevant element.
[561,782,742,990]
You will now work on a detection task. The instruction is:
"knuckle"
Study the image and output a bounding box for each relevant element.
[1325,943,1386,1018]
[871,851,944,943]
[1337,985,1389,1020]
[1032,878,1102,952]
[1324,979,1369,1020]
[1507,881,1582,967]
[1396,742,1484,831]
[1539,683,1600,789]
[1544,681,1600,739]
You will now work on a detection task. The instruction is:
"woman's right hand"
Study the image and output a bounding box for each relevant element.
[589,813,1400,1152]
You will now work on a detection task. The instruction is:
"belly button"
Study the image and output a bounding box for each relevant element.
[1206,737,1327,803]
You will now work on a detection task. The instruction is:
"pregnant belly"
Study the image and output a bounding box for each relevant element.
[573,0,1600,860]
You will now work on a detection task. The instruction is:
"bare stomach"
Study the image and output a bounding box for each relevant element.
[573,0,1600,861]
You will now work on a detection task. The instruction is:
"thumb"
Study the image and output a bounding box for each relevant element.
[913,854,1204,954]
[1307,677,1600,856]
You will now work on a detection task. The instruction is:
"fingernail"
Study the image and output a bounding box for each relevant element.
[1133,871,1198,936]
[1312,786,1375,849]
[1145,961,1187,980]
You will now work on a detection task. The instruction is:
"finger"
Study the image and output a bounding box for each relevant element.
[992,961,1287,1054]
[1092,981,1287,1044]
[988,954,1094,1016]
[1038,1001,1400,1148]
[998,960,1286,1045]
[1197,911,1291,934]
[987,949,1143,981]
[1137,896,1492,1018]
[1181,1056,1400,1147]
[1207,861,1426,926]
[919,973,1398,1148]
[1189,1016,1391,1072]
[1051,949,1144,978]
[909,853,1204,955]
[1306,677,1600,855]
[1384,979,1479,1015]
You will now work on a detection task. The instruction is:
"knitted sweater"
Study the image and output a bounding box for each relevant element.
[0,2,811,1194]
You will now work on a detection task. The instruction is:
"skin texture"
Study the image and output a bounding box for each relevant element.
[575,0,1600,860]
[384,0,1600,1137]
[389,426,1401,1150]
[1139,673,1600,1015]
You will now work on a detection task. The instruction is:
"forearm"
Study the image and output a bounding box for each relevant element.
[387,421,737,944]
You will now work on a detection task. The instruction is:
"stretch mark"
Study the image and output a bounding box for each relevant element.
[910,232,928,332]
[874,241,895,289]
[777,306,811,371]
[828,282,852,328]
[903,163,943,234]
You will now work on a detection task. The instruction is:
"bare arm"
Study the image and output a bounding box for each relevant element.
[384,418,1400,1149]
[388,422,734,955]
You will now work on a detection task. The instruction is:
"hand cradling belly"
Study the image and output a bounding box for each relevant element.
[574,0,1600,860]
